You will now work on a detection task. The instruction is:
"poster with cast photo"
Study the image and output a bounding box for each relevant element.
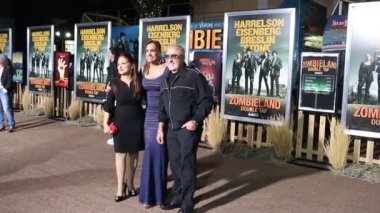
[74,22,111,102]
[12,52,23,83]
[139,16,190,70]
[299,52,339,113]
[342,2,380,138]
[221,9,295,125]
[0,28,12,58]
[27,25,54,93]
[54,52,70,88]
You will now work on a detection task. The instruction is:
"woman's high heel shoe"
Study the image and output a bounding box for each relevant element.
[114,184,127,202]
[114,194,126,202]
[125,183,138,197]
[128,189,138,197]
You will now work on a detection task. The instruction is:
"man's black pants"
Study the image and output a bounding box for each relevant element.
[167,128,200,211]
[270,76,279,97]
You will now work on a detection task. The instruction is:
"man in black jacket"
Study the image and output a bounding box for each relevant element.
[0,54,15,132]
[257,50,271,97]
[157,45,213,213]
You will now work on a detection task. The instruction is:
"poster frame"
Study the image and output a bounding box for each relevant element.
[0,28,12,59]
[26,25,54,94]
[12,51,23,83]
[74,21,111,103]
[298,52,339,113]
[138,15,191,70]
[221,8,296,125]
[341,2,380,138]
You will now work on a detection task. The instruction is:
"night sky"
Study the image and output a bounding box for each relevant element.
[1,0,135,50]
[1,0,190,50]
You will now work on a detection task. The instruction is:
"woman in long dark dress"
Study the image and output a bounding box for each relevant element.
[139,40,168,208]
[103,53,144,202]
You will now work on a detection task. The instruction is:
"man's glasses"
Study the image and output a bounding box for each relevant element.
[164,54,182,60]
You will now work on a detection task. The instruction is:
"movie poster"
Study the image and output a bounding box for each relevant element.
[299,52,339,113]
[112,25,139,60]
[27,26,54,93]
[139,16,190,69]
[190,21,223,103]
[75,22,111,102]
[322,15,347,52]
[192,52,222,103]
[0,28,11,58]
[54,52,70,88]
[12,52,23,83]
[342,2,380,137]
[222,9,295,125]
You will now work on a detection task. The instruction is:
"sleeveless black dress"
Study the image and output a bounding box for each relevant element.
[104,81,145,153]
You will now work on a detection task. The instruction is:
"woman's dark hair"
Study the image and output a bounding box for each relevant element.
[109,47,120,63]
[143,40,162,74]
[111,52,142,98]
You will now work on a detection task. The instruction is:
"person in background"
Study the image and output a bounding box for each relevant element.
[0,54,15,132]
[103,52,144,202]
[157,45,213,213]
[104,47,119,145]
[139,40,168,209]
[0,49,15,117]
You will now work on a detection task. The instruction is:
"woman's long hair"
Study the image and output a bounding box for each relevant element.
[109,47,120,64]
[111,52,142,99]
[143,40,162,75]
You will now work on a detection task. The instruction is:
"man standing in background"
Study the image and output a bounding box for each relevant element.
[0,54,15,132]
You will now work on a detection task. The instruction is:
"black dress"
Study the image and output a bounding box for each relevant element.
[104,80,145,153]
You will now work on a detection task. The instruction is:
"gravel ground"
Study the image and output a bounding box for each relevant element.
[64,116,99,127]
[340,164,380,184]
[219,142,274,161]
[220,142,380,184]
[20,108,45,116]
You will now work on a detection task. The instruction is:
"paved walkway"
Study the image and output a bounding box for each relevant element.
[0,113,380,213]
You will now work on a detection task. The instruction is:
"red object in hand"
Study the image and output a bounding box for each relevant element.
[109,122,118,135]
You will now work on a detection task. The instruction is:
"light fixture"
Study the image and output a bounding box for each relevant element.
[55,31,61,37]
[65,32,71,38]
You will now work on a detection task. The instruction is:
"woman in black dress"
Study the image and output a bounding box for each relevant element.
[103,52,144,202]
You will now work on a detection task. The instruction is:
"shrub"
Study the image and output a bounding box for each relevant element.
[204,105,227,150]
[43,96,55,118]
[94,104,104,127]
[323,119,350,170]
[68,100,82,120]
[22,91,33,110]
[266,115,293,161]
